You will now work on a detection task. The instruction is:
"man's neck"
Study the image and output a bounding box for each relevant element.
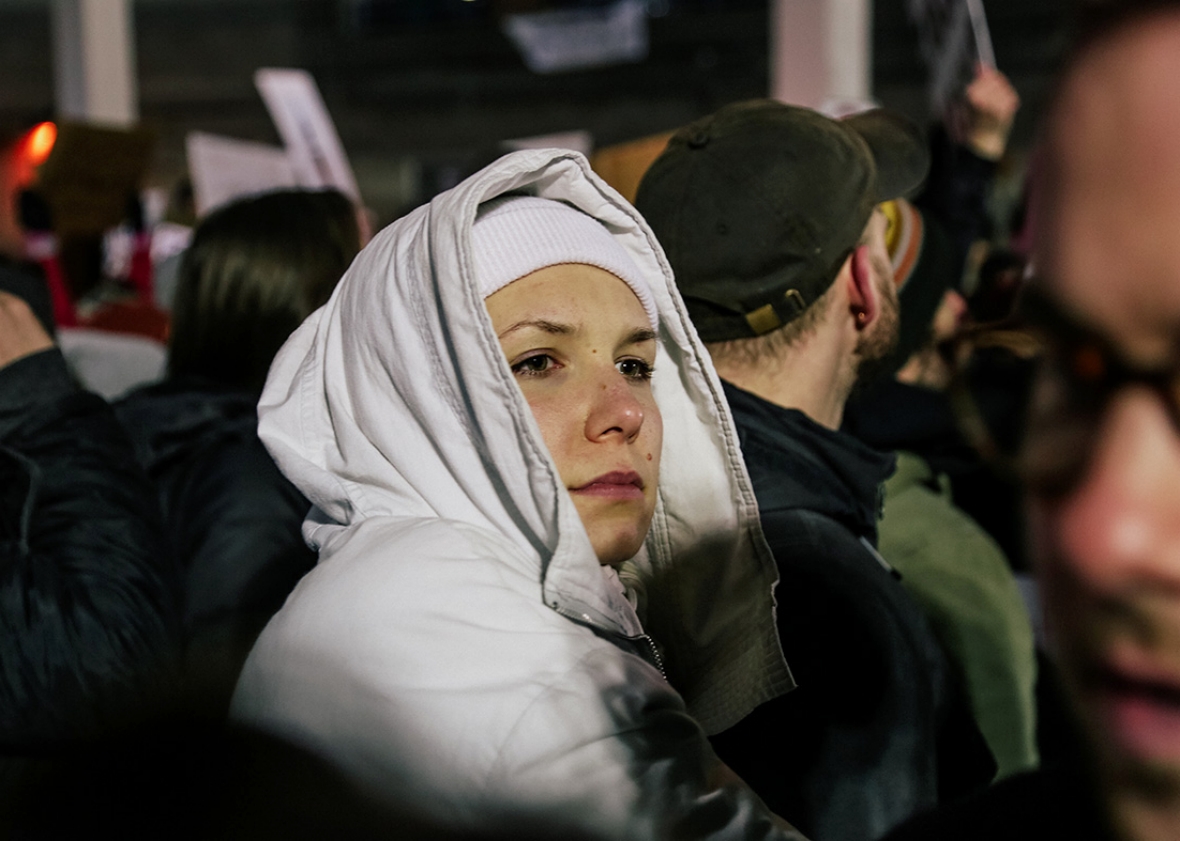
[712,337,854,431]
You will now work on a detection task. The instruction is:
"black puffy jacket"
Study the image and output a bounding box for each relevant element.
[114,378,316,710]
[0,349,182,752]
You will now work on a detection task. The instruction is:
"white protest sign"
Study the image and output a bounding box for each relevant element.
[967,0,995,68]
[907,0,997,117]
[501,130,594,158]
[185,131,298,217]
[503,0,648,74]
[254,68,360,202]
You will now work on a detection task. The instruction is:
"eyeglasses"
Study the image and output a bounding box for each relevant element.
[951,285,1180,499]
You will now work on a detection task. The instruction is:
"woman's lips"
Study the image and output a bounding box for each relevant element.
[570,471,645,500]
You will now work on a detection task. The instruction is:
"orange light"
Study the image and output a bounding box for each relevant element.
[24,122,57,166]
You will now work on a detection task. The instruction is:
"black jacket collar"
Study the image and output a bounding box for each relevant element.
[723,380,895,542]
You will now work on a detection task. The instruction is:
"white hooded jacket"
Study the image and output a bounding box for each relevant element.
[231,149,796,838]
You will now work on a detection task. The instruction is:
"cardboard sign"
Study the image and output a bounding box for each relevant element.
[185,131,298,216]
[254,68,360,202]
[37,122,154,236]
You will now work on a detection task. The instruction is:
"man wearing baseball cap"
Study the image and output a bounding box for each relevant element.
[636,101,994,841]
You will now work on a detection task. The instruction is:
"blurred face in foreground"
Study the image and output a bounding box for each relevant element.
[486,263,663,566]
[1031,13,1180,841]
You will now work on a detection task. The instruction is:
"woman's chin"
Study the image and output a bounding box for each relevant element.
[575,500,654,566]
[592,539,645,566]
[587,525,649,567]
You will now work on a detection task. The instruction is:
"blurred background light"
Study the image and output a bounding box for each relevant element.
[24,121,58,167]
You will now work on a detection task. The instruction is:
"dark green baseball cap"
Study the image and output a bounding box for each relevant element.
[635,100,930,342]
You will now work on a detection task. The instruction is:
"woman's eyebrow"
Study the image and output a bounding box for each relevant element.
[497,319,574,339]
[624,328,658,346]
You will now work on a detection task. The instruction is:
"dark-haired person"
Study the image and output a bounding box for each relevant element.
[115,189,361,712]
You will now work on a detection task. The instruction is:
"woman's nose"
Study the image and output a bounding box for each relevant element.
[1046,388,1180,595]
[584,373,645,443]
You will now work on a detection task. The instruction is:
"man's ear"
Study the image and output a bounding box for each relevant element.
[846,244,880,332]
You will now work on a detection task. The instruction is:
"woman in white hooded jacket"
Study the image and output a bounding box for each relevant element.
[231,149,799,839]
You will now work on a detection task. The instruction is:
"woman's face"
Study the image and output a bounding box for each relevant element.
[486,263,663,566]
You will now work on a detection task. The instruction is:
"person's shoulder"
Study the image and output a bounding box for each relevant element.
[178,430,301,513]
[230,516,659,824]
[320,516,539,585]
[250,516,601,672]
[0,348,80,437]
[285,516,521,593]
[884,450,937,494]
[759,506,870,569]
[880,454,1014,580]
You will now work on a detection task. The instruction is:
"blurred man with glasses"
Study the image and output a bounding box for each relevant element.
[887,3,1180,840]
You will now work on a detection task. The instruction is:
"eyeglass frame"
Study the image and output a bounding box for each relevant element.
[949,282,1180,499]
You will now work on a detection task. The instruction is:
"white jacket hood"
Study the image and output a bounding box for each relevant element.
[257,148,791,733]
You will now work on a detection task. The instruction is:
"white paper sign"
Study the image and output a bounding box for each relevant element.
[503,0,648,74]
[966,0,995,68]
[254,68,360,202]
[907,0,997,117]
[185,131,298,217]
[501,130,594,158]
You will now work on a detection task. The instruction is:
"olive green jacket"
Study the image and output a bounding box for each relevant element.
[878,450,1038,779]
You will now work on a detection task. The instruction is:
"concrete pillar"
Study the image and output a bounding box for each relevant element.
[52,0,138,126]
[770,0,871,109]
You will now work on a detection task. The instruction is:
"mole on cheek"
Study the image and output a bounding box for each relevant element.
[646,453,653,461]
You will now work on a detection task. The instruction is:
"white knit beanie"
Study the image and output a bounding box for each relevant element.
[472,195,659,329]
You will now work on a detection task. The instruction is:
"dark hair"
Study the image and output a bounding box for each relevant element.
[168,189,360,392]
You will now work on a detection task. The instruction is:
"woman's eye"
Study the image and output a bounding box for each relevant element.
[511,354,558,377]
[617,357,654,381]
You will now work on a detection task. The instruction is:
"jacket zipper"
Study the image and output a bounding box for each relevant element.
[639,634,668,681]
[552,603,668,681]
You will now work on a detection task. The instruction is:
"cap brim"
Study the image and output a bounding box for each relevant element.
[844,109,930,202]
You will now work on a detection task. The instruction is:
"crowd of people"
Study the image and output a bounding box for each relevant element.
[2,1,1179,839]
